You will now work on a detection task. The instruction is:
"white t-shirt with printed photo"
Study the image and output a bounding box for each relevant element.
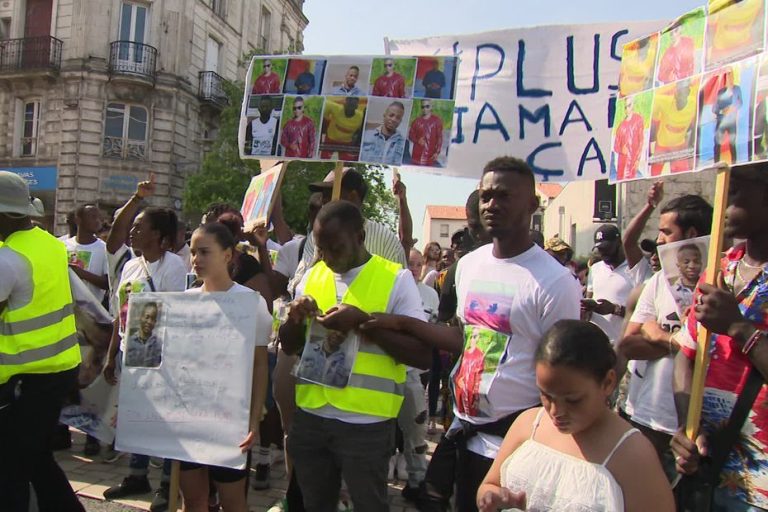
[625,271,684,435]
[453,243,582,458]
[186,282,272,347]
[65,238,110,302]
[114,251,187,350]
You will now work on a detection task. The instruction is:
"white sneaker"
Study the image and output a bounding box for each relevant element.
[396,453,408,481]
[387,454,396,481]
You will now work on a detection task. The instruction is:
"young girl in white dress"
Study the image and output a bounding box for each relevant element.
[477,320,674,512]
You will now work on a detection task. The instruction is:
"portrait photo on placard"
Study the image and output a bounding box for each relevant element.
[655,7,706,86]
[322,57,370,96]
[279,95,323,159]
[295,321,358,389]
[359,97,412,166]
[696,60,756,167]
[250,57,287,96]
[245,95,284,157]
[369,57,417,99]
[413,56,458,100]
[283,58,327,95]
[124,299,164,368]
[705,0,766,71]
[648,77,700,177]
[318,96,367,161]
[752,53,768,159]
[403,98,454,168]
[618,33,660,97]
[658,235,710,318]
[610,90,653,182]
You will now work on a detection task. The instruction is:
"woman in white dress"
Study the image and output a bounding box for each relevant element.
[477,320,674,512]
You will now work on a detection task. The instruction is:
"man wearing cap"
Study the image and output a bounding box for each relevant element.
[0,172,84,511]
[617,191,713,482]
[583,224,651,345]
[544,236,573,267]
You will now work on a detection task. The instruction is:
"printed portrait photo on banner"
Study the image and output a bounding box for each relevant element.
[283,58,327,95]
[648,77,700,176]
[124,300,164,368]
[404,98,454,167]
[619,33,659,97]
[295,322,357,388]
[657,235,710,318]
[279,95,323,159]
[359,97,412,166]
[319,96,367,161]
[696,60,756,167]
[245,95,283,157]
[370,57,417,98]
[752,54,768,159]
[610,90,653,182]
[654,7,706,86]
[322,57,371,96]
[250,57,287,96]
[705,0,766,71]
[413,56,457,100]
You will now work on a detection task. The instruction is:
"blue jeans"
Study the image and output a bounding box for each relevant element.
[714,487,767,511]
[129,454,171,482]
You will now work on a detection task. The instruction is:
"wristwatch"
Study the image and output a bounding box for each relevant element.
[613,304,625,317]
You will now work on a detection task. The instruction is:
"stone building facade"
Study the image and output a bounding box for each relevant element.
[0,0,307,233]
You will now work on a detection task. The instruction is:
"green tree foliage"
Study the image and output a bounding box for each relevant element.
[183,53,398,233]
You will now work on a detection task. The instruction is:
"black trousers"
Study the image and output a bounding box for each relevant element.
[0,367,85,512]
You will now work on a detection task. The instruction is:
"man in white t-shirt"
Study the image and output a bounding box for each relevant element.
[618,194,712,481]
[249,97,279,156]
[584,224,650,344]
[424,157,582,512]
[279,201,429,511]
[66,204,109,304]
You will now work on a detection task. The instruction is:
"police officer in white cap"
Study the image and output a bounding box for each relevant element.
[0,171,84,512]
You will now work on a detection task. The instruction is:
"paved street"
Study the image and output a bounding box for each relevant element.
[57,428,431,511]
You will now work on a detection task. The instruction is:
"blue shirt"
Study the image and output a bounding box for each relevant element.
[332,85,362,96]
[360,127,405,165]
[125,332,162,367]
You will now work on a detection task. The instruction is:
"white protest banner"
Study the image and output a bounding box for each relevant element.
[387,21,663,182]
[116,292,261,469]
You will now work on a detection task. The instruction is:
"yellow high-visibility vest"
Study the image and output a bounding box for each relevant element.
[0,228,80,384]
[297,255,406,419]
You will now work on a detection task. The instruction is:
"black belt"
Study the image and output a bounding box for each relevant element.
[447,405,539,442]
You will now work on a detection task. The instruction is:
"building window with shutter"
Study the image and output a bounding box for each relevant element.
[20,101,41,157]
[260,7,271,51]
[103,103,148,160]
[440,224,449,238]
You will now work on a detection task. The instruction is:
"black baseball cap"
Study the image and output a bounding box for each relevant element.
[308,168,367,198]
[593,224,621,250]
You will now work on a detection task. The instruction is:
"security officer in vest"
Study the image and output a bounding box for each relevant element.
[280,200,430,512]
[0,171,84,512]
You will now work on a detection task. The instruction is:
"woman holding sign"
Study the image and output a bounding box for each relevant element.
[180,222,271,512]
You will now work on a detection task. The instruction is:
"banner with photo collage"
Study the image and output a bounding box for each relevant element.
[238,55,458,168]
[610,0,768,183]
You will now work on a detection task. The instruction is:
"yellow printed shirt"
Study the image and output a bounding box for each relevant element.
[653,92,697,148]
[323,101,364,143]
[710,0,763,52]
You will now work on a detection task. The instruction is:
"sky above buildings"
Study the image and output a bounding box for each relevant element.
[301,0,704,247]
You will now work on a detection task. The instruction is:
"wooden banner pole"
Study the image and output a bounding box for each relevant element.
[685,165,730,440]
[168,460,181,511]
[331,161,344,201]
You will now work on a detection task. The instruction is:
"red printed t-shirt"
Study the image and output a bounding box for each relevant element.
[613,112,645,181]
[280,116,316,158]
[657,37,695,83]
[679,243,768,508]
[253,73,281,94]
[372,73,406,98]
[408,115,444,166]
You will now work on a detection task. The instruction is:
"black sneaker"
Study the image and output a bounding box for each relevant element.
[103,475,152,500]
[149,483,170,512]
[84,437,101,457]
[251,463,270,490]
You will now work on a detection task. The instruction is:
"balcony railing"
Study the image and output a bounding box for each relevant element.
[0,35,62,73]
[103,136,146,160]
[198,71,228,108]
[108,41,157,82]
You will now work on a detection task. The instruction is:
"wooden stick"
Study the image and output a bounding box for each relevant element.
[168,460,181,511]
[331,161,344,201]
[685,165,730,440]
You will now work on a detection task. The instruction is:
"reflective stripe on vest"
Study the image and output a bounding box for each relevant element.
[297,255,406,419]
[0,228,80,384]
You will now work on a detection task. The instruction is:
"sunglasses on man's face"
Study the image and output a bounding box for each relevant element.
[422,104,432,109]
[385,63,394,68]
[264,64,272,68]
[293,106,303,111]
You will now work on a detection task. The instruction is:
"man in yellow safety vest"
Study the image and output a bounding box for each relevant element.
[279,200,431,511]
[0,171,84,512]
